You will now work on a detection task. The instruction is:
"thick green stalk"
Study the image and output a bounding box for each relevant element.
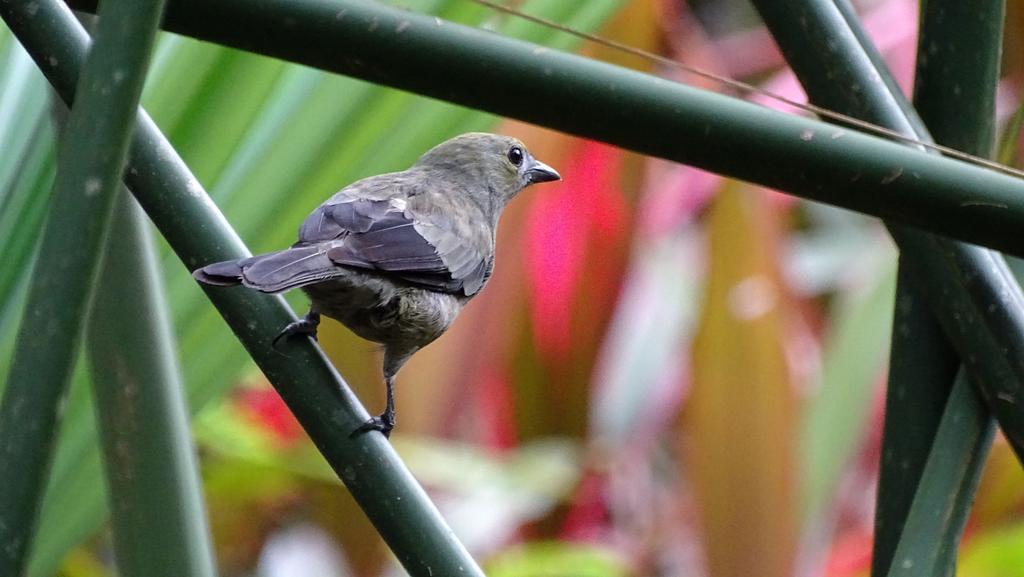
[88,193,217,577]
[0,3,484,576]
[0,0,165,574]
[63,0,1024,258]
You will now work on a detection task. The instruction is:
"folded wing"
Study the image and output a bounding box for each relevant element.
[302,197,491,296]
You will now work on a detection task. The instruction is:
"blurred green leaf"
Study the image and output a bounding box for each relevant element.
[960,524,1024,577]
[0,33,56,362]
[487,542,631,577]
[194,398,337,483]
[801,245,896,523]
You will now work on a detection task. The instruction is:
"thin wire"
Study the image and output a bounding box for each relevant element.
[471,0,1024,180]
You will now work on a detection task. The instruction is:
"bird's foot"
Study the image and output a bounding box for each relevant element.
[272,312,321,349]
[350,411,396,439]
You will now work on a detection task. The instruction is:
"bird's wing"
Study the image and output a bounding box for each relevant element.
[298,195,393,240]
[299,195,491,296]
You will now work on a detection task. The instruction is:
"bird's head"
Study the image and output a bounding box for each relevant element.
[414,133,561,209]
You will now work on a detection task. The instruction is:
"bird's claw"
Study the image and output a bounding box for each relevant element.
[350,413,395,439]
[272,312,321,350]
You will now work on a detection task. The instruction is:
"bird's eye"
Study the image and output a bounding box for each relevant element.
[507,146,523,166]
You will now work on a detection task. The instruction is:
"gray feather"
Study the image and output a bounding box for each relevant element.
[193,246,341,294]
[299,198,393,240]
[238,246,339,293]
[192,259,245,286]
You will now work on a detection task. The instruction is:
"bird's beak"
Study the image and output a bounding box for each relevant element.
[526,159,561,184]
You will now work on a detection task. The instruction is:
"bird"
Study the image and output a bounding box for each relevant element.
[193,133,560,438]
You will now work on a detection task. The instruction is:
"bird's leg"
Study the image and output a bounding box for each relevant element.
[272,310,321,349]
[353,349,410,438]
[351,375,397,439]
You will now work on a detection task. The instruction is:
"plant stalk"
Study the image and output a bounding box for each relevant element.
[58,0,1024,258]
[0,0,165,574]
[88,192,218,577]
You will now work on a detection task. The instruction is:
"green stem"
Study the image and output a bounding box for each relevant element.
[0,2,484,576]
[88,192,218,577]
[0,0,165,574]
[831,0,926,128]
[873,264,956,576]
[60,0,1024,259]
[884,372,994,577]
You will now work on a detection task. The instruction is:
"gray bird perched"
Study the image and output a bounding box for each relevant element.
[193,133,560,437]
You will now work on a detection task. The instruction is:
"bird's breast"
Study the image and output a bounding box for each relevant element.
[302,272,462,349]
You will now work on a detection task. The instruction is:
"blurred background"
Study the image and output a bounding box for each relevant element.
[2,0,1024,576]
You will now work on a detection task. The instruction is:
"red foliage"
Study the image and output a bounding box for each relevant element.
[236,386,305,448]
[824,529,873,577]
[560,470,611,541]
[473,367,520,449]
[524,141,628,363]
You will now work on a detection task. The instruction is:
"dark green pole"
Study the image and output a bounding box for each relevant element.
[61,0,1024,259]
[0,0,166,574]
[88,193,218,577]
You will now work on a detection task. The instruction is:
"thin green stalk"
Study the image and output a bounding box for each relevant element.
[873,264,956,575]
[884,371,994,577]
[754,2,1024,462]
[831,0,925,127]
[0,0,165,574]
[88,192,217,577]
[62,0,1024,259]
[0,3,484,576]
[913,0,1001,170]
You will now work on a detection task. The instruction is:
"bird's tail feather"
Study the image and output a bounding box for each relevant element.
[192,245,340,293]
